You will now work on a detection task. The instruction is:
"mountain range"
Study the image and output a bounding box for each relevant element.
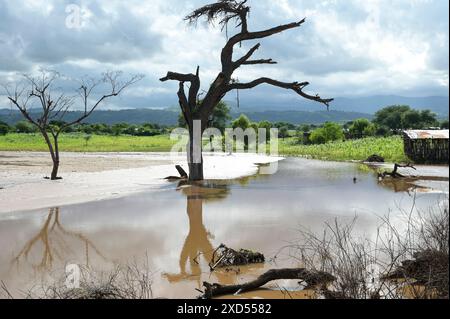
[1,95,448,126]
[223,95,449,116]
[0,108,373,126]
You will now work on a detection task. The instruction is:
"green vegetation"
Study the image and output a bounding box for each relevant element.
[309,122,344,144]
[0,133,407,163]
[0,133,176,152]
[279,136,408,163]
[3,120,167,137]
[232,114,251,130]
[0,121,9,136]
[374,105,439,131]
[348,118,377,138]
[3,105,442,163]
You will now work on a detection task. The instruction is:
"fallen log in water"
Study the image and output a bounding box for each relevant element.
[200,268,335,299]
[165,165,188,180]
[379,163,417,179]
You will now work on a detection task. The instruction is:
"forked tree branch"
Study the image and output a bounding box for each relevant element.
[234,43,261,67]
[160,67,201,121]
[222,18,307,70]
[228,78,334,107]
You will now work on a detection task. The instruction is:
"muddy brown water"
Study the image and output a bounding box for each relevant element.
[0,158,448,299]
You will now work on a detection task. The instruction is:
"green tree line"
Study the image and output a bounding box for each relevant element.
[2,105,448,148]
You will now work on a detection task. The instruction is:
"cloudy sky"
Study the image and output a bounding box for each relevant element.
[0,0,448,110]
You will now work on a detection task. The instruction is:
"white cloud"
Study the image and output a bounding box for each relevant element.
[0,0,448,109]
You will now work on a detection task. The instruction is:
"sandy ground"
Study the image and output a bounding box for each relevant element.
[0,152,283,214]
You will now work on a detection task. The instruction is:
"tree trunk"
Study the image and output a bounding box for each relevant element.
[50,158,60,180]
[189,161,204,181]
[42,131,60,180]
[51,135,60,180]
[187,123,204,181]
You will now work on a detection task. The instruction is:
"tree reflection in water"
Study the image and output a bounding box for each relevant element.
[13,207,105,271]
[164,181,263,289]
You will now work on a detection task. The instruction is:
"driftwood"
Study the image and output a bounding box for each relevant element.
[209,244,265,270]
[165,165,188,180]
[201,268,335,299]
[379,163,417,179]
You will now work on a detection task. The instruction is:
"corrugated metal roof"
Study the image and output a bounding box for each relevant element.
[403,130,449,139]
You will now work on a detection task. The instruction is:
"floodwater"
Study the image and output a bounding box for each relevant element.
[0,158,448,299]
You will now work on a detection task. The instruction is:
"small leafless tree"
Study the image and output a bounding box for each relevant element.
[4,70,143,180]
[160,0,333,180]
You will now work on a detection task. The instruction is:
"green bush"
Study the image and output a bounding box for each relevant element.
[232,114,251,130]
[310,129,327,144]
[349,119,375,138]
[15,121,37,133]
[0,122,10,135]
[375,125,391,137]
[278,126,290,139]
[310,122,344,145]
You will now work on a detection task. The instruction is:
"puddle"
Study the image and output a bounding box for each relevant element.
[0,158,447,298]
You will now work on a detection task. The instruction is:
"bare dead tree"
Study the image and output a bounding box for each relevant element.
[160,0,333,180]
[4,70,143,180]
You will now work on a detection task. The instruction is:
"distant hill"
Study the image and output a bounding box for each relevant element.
[226,95,449,116]
[0,108,372,126]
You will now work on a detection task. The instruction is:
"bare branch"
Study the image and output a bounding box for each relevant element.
[234,43,260,67]
[226,18,306,54]
[62,72,144,129]
[242,59,277,65]
[160,68,201,116]
[228,77,334,107]
[177,82,191,124]
[221,18,306,73]
[160,72,198,83]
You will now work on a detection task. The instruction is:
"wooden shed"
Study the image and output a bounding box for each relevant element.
[403,130,449,164]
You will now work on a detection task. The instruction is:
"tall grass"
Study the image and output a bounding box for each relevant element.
[279,136,408,163]
[0,133,176,152]
[1,133,408,163]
